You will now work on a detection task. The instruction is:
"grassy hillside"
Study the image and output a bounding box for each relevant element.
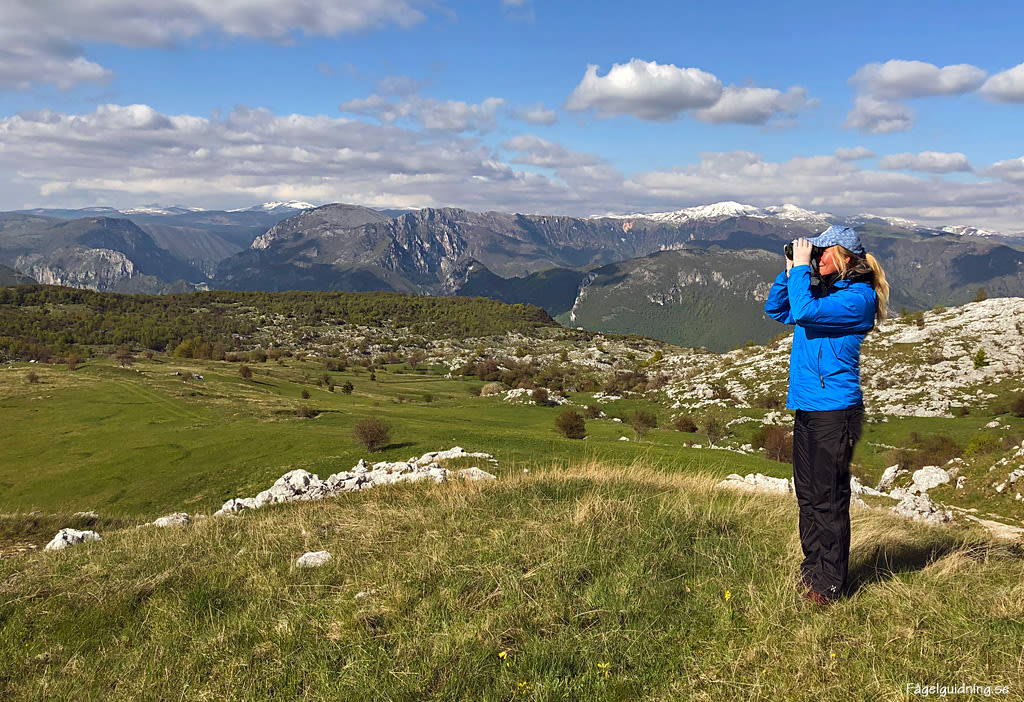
[0,356,771,519]
[2,465,1022,700]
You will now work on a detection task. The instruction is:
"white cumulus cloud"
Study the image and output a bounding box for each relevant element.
[843,96,916,134]
[849,59,987,99]
[878,151,972,173]
[694,86,813,125]
[565,59,723,120]
[340,95,506,133]
[834,146,876,161]
[507,103,558,126]
[0,0,444,91]
[981,157,1024,184]
[980,62,1024,103]
[501,135,603,169]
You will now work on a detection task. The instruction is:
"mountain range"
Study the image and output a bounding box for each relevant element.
[2,201,1022,350]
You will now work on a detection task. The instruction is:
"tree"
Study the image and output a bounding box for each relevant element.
[239,365,254,380]
[353,417,391,452]
[115,344,135,367]
[555,409,587,439]
[341,380,354,395]
[702,412,728,446]
[974,287,987,303]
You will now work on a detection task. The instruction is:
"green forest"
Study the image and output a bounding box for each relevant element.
[0,285,556,361]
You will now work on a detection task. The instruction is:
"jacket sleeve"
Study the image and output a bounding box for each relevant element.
[764,270,794,324]
[786,266,875,332]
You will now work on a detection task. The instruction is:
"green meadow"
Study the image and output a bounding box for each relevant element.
[0,356,777,521]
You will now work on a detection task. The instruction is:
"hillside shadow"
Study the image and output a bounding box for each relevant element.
[382,442,416,452]
[846,538,963,595]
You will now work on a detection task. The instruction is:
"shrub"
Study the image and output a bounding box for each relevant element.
[646,373,669,391]
[752,393,784,410]
[973,348,987,369]
[632,410,658,440]
[964,431,1000,458]
[475,358,501,381]
[753,425,793,463]
[295,406,318,419]
[554,409,587,439]
[301,389,310,400]
[26,370,39,384]
[340,380,354,395]
[532,387,550,405]
[239,365,254,380]
[353,417,391,452]
[1011,394,1024,418]
[672,415,698,433]
[583,404,602,419]
[480,382,504,396]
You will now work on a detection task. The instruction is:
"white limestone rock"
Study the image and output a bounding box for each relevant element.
[910,466,951,493]
[214,497,259,516]
[875,465,905,492]
[45,528,102,551]
[891,493,953,524]
[150,512,191,528]
[850,475,885,497]
[296,551,332,568]
[457,467,496,481]
[717,473,793,495]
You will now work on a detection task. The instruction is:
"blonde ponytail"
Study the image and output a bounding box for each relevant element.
[864,253,889,322]
[828,245,889,324]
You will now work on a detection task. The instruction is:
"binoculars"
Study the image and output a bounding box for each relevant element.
[784,243,825,262]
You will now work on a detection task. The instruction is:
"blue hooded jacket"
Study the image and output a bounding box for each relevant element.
[764,265,877,411]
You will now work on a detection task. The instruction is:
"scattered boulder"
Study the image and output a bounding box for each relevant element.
[717,473,793,494]
[72,510,98,520]
[44,529,102,551]
[457,467,497,481]
[296,551,332,568]
[910,466,951,493]
[875,465,905,492]
[850,475,885,497]
[149,512,191,528]
[891,493,953,524]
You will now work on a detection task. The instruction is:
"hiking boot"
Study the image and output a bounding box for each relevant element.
[803,589,835,607]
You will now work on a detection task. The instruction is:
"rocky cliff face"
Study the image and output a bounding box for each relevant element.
[16,248,137,291]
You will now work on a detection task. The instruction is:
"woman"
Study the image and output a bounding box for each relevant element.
[763,225,889,605]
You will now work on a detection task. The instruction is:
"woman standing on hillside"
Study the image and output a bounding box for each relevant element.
[763,225,889,606]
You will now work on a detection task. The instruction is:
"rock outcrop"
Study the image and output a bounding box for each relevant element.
[44,529,102,551]
[214,447,497,516]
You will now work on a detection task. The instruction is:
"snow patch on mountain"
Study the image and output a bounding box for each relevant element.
[597,201,832,226]
[232,201,317,213]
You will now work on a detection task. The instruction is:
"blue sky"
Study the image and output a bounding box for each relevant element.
[0,0,1022,231]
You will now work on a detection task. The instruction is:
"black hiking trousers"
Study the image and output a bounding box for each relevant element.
[793,407,863,601]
